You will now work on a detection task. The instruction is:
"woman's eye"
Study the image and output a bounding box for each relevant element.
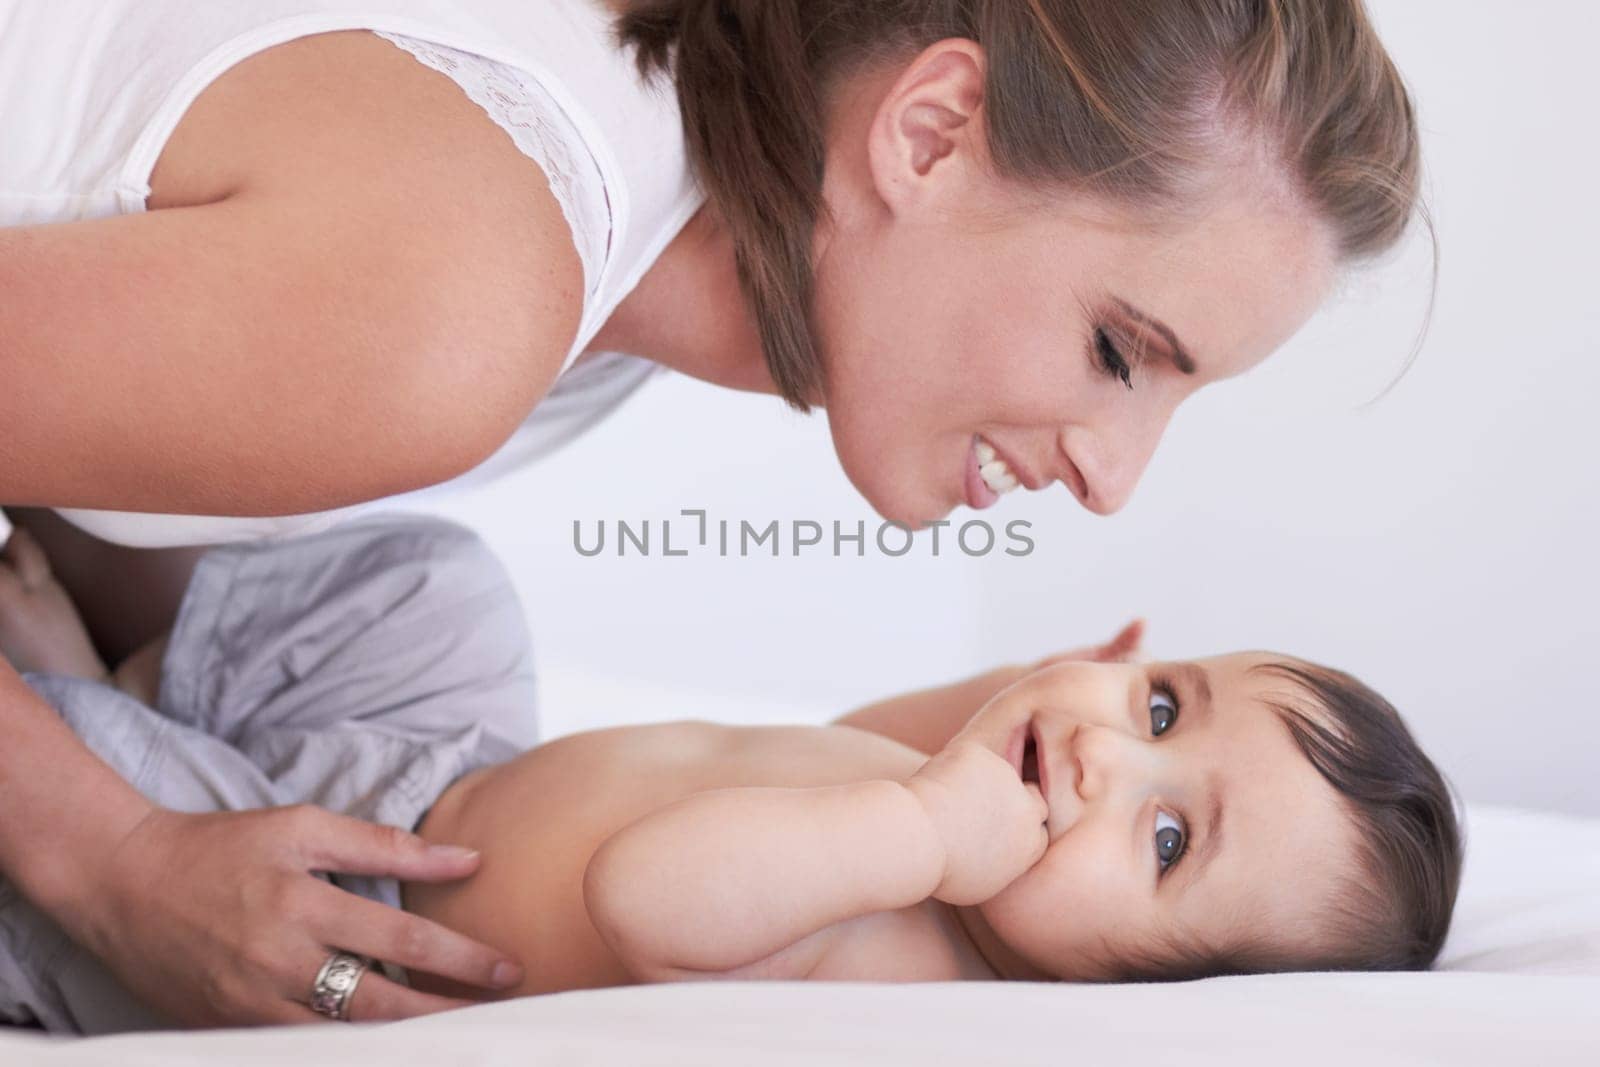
[1149,687,1179,736]
[1094,328,1134,390]
[1155,810,1186,871]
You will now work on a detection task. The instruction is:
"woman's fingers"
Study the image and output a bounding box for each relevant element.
[266,999,327,1027]
[339,970,476,1024]
[308,886,523,992]
[281,809,524,992]
[70,806,509,1028]
[290,806,482,882]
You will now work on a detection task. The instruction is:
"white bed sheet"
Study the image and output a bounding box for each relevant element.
[2,804,1595,1065]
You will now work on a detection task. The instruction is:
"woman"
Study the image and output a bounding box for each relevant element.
[0,0,1421,1030]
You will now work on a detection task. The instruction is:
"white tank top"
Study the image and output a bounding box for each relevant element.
[0,0,705,547]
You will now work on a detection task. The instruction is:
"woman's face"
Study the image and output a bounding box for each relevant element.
[811,44,1337,525]
[953,655,1358,980]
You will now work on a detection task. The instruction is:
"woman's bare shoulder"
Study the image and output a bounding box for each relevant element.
[0,29,592,515]
[150,28,584,400]
[2,30,589,514]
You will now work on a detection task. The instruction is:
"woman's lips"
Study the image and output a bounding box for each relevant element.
[965,438,1000,510]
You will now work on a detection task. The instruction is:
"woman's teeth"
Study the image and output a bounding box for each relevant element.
[976,439,1020,495]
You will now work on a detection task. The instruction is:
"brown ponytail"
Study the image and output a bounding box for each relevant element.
[619,1,828,406]
[618,1,1424,410]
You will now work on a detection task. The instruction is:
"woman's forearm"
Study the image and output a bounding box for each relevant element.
[583,780,945,978]
[1,656,524,1024]
[0,657,154,920]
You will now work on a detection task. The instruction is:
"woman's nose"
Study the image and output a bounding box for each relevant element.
[1058,411,1172,516]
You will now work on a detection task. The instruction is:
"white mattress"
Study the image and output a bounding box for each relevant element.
[3,803,1596,1065]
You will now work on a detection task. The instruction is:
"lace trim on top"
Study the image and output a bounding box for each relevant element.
[372,31,613,302]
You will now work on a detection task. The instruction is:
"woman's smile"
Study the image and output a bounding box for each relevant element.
[962,436,1028,514]
[963,438,1001,511]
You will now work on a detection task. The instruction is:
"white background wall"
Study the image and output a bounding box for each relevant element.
[426,1,1598,816]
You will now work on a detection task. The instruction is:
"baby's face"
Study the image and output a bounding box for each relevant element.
[957,654,1358,980]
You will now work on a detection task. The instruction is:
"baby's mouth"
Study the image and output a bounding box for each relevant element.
[1021,727,1040,788]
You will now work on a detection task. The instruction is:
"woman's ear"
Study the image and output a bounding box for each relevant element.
[866,39,989,216]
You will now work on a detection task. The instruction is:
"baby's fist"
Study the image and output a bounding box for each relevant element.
[905,739,1048,905]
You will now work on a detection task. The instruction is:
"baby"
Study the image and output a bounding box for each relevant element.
[0,514,1462,1031]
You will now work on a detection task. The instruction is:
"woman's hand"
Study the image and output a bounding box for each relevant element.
[904,741,1049,905]
[67,805,525,1026]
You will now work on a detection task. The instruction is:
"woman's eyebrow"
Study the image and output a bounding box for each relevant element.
[1113,298,1197,375]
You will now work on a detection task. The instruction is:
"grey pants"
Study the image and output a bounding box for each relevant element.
[0,516,539,1033]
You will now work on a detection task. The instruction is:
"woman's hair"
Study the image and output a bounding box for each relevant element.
[1122,657,1464,982]
[617,0,1423,409]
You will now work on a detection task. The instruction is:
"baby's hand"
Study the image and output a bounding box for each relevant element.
[904,740,1048,905]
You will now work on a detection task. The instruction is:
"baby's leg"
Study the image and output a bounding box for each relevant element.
[149,515,540,910]
[109,634,170,709]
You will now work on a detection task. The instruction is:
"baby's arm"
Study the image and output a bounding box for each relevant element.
[584,743,1048,982]
[835,620,1143,753]
[836,666,1031,755]
[584,781,945,980]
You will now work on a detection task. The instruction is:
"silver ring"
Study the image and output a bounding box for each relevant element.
[309,951,372,1021]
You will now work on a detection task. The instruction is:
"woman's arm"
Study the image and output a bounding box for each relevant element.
[0,657,155,921]
[583,780,946,980]
[0,656,523,1024]
[1,30,583,516]
[0,193,573,516]
[834,620,1144,753]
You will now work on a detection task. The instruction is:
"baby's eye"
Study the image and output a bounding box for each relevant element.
[1155,811,1186,871]
[1149,687,1179,736]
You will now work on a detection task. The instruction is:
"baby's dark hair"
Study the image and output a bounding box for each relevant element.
[1121,657,1463,982]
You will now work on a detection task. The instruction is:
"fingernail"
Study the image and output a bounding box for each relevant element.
[492,961,523,988]
[429,845,480,863]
